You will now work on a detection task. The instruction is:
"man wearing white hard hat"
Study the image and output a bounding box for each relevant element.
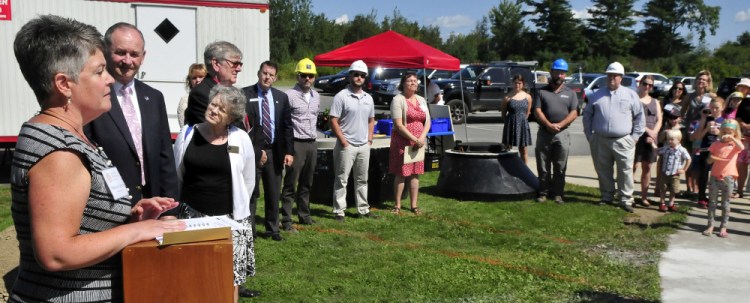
[582,61,645,212]
[280,58,320,227]
[329,60,377,222]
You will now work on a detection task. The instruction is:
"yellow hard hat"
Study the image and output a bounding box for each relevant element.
[295,58,317,74]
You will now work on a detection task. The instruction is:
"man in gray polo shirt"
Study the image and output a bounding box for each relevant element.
[582,61,645,212]
[533,58,579,204]
[329,60,377,222]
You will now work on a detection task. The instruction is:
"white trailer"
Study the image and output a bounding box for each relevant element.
[0,0,270,136]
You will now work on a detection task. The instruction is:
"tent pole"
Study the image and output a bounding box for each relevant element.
[459,68,468,143]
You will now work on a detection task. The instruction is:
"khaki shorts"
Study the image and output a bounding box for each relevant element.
[659,174,681,194]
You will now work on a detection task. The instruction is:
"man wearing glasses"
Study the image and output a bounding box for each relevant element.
[329,60,377,222]
[185,41,244,125]
[582,62,645,212]
[242,61,294,241]
[280,58,320,228]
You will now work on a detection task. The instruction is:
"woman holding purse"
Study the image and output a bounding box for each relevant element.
[389,71,431,215]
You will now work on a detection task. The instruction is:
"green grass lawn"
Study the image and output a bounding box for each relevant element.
[0,172,681,302]
[243,172,681,303]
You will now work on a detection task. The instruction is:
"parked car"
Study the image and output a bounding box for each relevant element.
[314,68,349,94]
[379,69,456,105]
[432,62,585,124]
[680,77,696,93]
[717,77,742,99]
[579,75,638,114]
[368,67,417,105]
[568,73,604,87]
[625,72,670,98]
[533,71,551,84]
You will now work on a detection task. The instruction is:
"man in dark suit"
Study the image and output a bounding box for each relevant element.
[85,23,177,205]
[184,41,244,126]
[243,61,294,241]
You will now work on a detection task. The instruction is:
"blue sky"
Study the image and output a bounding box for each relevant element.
[309,0,749,51]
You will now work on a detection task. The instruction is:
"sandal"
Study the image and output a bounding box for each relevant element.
[702,226,714,237]
[410,207,421,216]
[642,199,651,207]
[719,228,729,238]
[391,208,401,215]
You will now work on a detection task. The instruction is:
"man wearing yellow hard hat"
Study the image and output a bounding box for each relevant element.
[280,58,320,227]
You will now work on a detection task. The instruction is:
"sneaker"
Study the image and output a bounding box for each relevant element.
[598,200,613,206]
[361,212,379,219]
[659,204,667,212]
[334,215,345,223]
[668,204,678,212]
[554,196,564,204]
[536,196,547,203]
[299,218,317,225]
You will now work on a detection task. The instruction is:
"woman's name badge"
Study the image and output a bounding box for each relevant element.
[227,145,240,154]
[102,167,129,200]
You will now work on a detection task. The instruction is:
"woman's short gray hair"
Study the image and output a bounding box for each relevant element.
[14,15,104,106]
[208,85,246,124]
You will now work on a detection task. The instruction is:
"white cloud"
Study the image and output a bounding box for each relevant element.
[430,15,474,29]
[334,14,349,25]
[736,8,750,22]
[571,7,592,20]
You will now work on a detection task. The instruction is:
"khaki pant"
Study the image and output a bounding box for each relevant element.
[590,134,636,205]
[332,141,371,216]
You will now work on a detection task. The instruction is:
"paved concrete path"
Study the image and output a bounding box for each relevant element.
[527,155,750,303]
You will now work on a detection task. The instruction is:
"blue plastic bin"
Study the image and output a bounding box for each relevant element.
[430,118,451,133]
[376,119,394,136]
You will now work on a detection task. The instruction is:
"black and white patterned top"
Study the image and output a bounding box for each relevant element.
[10,123,131,303]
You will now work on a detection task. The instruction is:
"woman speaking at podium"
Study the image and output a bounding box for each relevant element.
[9,15,185,302]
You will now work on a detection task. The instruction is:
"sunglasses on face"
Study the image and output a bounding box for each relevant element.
[298,73,315,79]
[223,59,243,68]
[350,72,367,78]
[675,87,684,91]
[641,83,654,87]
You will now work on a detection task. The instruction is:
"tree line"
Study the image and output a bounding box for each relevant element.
[270,0,750,81]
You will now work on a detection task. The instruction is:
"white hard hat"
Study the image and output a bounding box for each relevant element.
[349,60,368,75]
[605,62,624,75]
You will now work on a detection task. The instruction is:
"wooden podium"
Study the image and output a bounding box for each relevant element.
[122,239,234,303]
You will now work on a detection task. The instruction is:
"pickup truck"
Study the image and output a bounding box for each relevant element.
[433,62,584,124]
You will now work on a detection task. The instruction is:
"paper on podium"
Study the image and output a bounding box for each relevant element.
[156,216,247,246]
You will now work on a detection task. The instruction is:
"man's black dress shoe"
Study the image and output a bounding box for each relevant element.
[238,286,261,298]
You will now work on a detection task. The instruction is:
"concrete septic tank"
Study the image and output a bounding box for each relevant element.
[436,142,538,200]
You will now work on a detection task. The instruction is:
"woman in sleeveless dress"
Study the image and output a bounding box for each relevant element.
[634,76,663,206]
[9,16,185,302]
[389,72,431,215]
[500,74,533,164]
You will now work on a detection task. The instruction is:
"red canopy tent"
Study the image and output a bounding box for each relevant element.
[313,30,460,71]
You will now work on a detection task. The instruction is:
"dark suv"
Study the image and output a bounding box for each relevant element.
[717,77,741,99]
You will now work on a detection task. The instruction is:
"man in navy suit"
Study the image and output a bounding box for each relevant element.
[243,61,294,241]
[85,23,177,205]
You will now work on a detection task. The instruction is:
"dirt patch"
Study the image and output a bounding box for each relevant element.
[0,226,18,302]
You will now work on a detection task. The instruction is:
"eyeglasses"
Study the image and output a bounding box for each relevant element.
[223,59,243,68]
[350,72,367,78]
[298,73,315,79]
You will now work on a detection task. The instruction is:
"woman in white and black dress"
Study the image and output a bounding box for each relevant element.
[173,85,256,303]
